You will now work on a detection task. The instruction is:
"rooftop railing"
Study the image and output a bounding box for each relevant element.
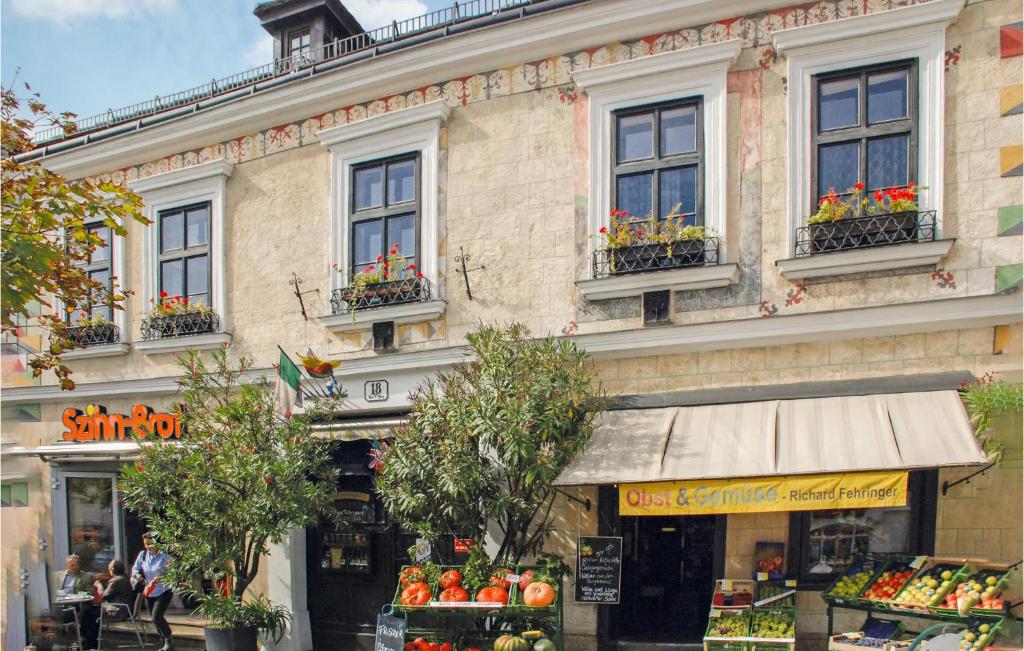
[33,0,569,145]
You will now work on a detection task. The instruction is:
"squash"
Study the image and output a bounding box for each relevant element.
[522,581,556,607]
[493,635,529,651]
[532,640,557,651]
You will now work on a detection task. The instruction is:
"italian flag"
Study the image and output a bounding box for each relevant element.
[275,349,302,419]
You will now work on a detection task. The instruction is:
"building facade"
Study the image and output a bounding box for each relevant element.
[2,0,1022,649]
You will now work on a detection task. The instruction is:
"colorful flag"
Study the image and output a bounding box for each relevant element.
[275,348,302,419]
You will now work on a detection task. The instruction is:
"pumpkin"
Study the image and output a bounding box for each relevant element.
[400,581,432,606]
[476,586,509,604]
[439,586,469,602]
[522,581,556,607]
[532,640,556,651]
[493,635,529,651]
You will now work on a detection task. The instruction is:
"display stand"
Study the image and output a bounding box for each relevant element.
[390,566,564,650]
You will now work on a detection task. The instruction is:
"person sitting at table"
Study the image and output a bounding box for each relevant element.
[94,559,134,609]
[52,554,99,650]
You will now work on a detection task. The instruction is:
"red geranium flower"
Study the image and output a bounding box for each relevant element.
[599,226,608,234]
[874,190,884,202]
[416,271,424,279]
[408,264,415,270]
[160,290,168,298]
[376,255,383,263]
[182,297,189,304]
[389,248,397,255]
[854,182,864,192]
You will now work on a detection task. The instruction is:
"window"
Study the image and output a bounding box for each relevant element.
[287,28,311,59]
[1,482,28,508]
[68,223,112,323]
[788,470,937,586]
[613,98,703,226]
[811,61,917,209]
[350,155,419,274]
[158,202,211,306]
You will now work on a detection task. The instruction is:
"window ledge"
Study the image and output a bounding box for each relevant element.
[318,300,446,334]
[135,332,232,355]
[577,263,740,301]
[776,239,954,280]
[61,343,130,360]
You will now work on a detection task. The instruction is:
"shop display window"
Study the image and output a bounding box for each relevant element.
[788,469,937,586]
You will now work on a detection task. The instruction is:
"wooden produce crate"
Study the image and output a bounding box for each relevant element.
[749,608,796,651]
[712,579,756,609]
[821,554,886,607]
[889,556,968,614]
[929,560,1017,618]
[508,564,558,614]
[858,556,919,611]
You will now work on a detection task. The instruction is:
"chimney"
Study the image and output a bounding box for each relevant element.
[254,0,365,64]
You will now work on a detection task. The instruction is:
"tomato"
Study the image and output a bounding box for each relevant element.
[517,569,536,592]
[429,643,439,651]
[476,586,509,604]
[400,566,424,587]
[404,639,430,651]
[400,581,432,606]
[522,581,556,607]
[490,568,513,591]
[439,569,463,589]
[439,586,469,602]
[440,643,453,651]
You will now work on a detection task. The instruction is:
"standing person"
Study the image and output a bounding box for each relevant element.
[132,534,174,651]
[52,554,99,650]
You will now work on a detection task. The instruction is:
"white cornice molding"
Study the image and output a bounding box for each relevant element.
[33,0,794,180]
[127,158,234,193]
[577,263,740,301]
[134,332,232,354]
[318,300,447,333]
[571,39,741,89]
[5,294,1019,404]
[317,101,450,149]
[772,0,965,53]
[776,239,955,280]
[60,343,130,360]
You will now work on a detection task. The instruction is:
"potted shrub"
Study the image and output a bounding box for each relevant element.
[141,293,218,339]
[64,311,117,346]
[807,183,920,254]
[598,206,710,274]
[120,347,346,651]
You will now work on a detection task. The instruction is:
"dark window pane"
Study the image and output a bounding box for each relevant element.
[805,508,911,576]
[160,211,184,252]
[160,259,183,298]
[868,69,908,124]
[90,268,110,291]
[66,477,115,574]
[617,113,654,163]
[387,160,416,204]
[616,172,653,220]
[660,106,697,156]
[90,226,110,263]
[354,167,383,211]
[819,76,859,131]
[386,214,416,260]
[352,220,382,271]
[659,166,697,220]
[818,142,860,197]
[867,134,909,191]
[186,205,209,247]
[186,255,209,298]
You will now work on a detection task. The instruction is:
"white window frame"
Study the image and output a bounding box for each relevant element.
[573,39,741,281]
[128,159,233,337]
[317,100,449,331]
[775,0,963,256]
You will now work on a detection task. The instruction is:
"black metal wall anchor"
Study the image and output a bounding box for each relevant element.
[289,272,319,320]
[941,461,996,495]
[454,246,485,300]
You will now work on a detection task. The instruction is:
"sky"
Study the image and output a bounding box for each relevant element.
[1,0,452,124]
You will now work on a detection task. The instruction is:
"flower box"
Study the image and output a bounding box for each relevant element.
[142,311,219,340]
[65,323,118,347]
[809,211,919,254]
[609,239,707,274]
[336,278,429,313]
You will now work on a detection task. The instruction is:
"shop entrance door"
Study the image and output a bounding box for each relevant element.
[615,515,723,646]
[52,471,123,575]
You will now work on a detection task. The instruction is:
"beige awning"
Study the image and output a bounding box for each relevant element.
[555,390,985,486]
[311,416,407,441]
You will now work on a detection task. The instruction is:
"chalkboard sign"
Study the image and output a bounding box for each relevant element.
[575,536,623,604]
[374,609,406,651]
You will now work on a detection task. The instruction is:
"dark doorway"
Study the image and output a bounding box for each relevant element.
[615,514,723,645]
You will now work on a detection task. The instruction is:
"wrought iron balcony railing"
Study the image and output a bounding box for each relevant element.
[330,277,432,314]
[64,323,119,347]
[31,0,574,145]
[592,237,721,278]
[794,210,937,257]
[141,311,220,340]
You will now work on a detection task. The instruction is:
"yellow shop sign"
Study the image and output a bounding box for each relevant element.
[619,471,907,516]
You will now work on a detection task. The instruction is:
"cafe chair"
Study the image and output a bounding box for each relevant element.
[55,606,84,651]
[96,603,145,651]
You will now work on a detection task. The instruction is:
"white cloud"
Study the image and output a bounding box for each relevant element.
[242,34,275,68]
[344,0,430,31]
[8,0,177,26]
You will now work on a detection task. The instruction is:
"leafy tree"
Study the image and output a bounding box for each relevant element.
[1,79,147,389]
[376,323,602,564]
[119,347,343,630]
